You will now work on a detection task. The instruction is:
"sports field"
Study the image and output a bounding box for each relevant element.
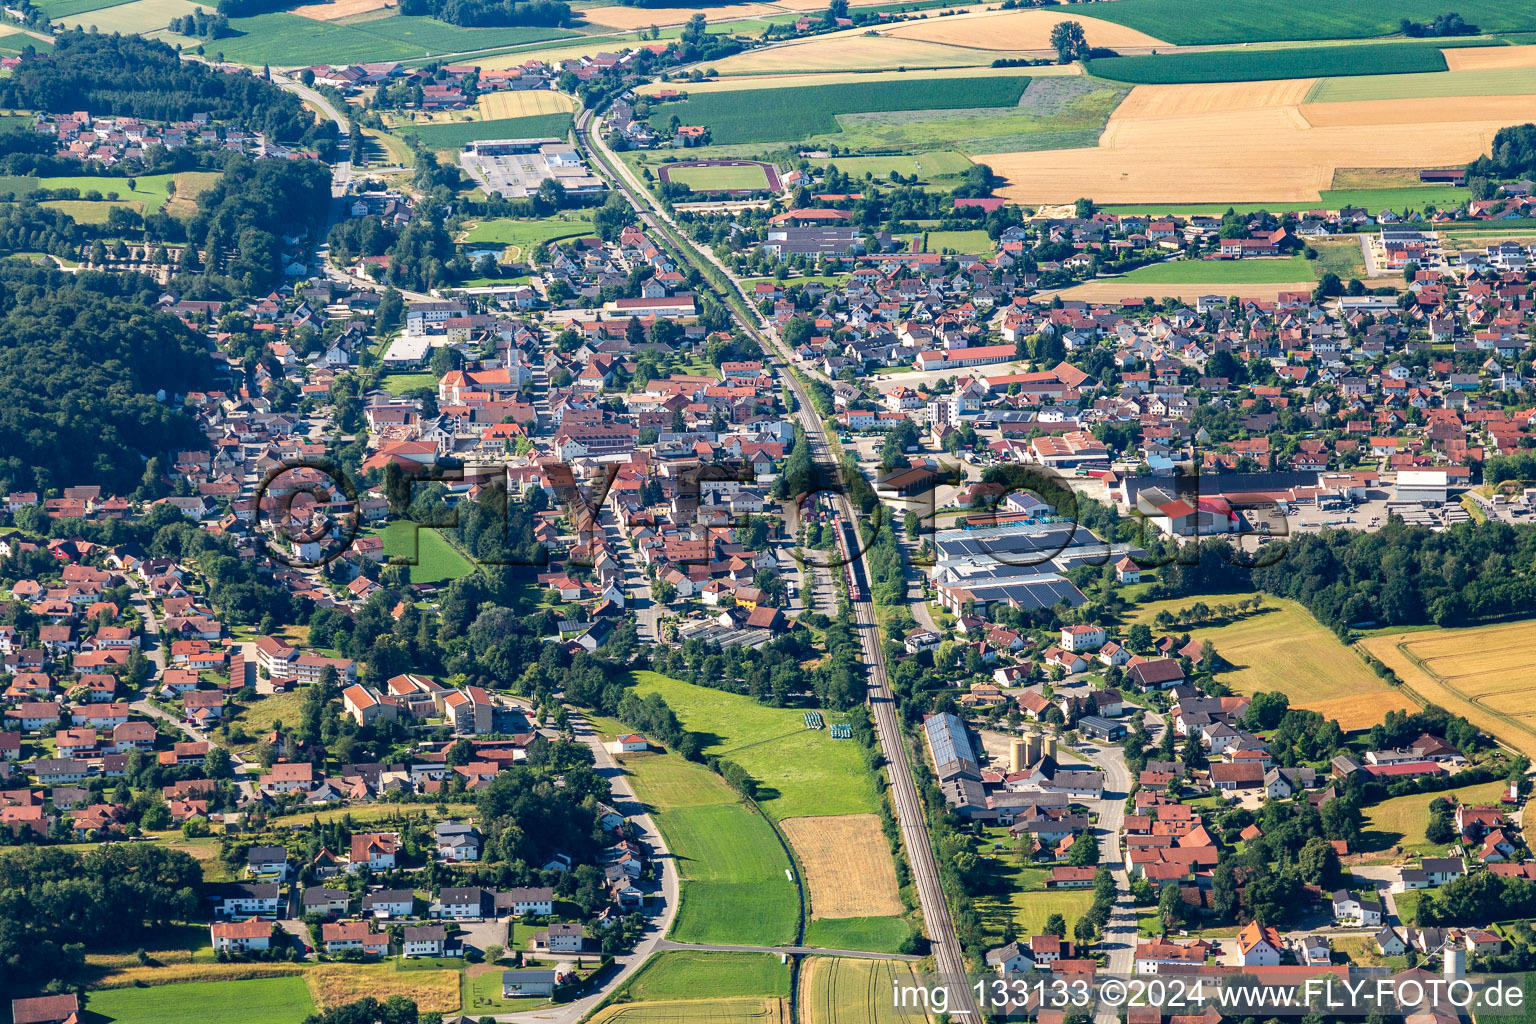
[925,229,993,254]
[664,163,774,191]
[781,814,903,920]
[1128,596,1388,709]
[801,957,933,1024]
[374,521,476,584]
[879,8,1167,49]
[1116,255,1314,284]
[1080,0,1536,45]
[1362,620,1536,758]
[1359,778,1507,860]
[629,671,880,819]
[980,76,1512,204]
[623,951,790,1002]
[85,977,316,1024]
[622,750,799,946]
[1085,40,1487,85]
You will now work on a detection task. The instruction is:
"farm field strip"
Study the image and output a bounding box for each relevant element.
[1085,39,1491,84]
[877,8,1168,49]
[780,814,904,920]
[706,36,1029,75]
[1362,621,1536,758]
[622,951,790,1003]
[1053,280,1319,303]
[1077,0,1536,46]
[290,0,391,20]
[590,998,788,1024]
[802,957,932,1024]
[1443,44,1536,70]
[634,65,1080,95]
[1296,691,1420,732]
[1307,65,1536,102]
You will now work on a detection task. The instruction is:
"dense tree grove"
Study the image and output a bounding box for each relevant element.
[1469,123,1536,181]
[0,844,202,989]
[398,0,571,25]
[1,33,334,151]
[184,156,333,294]
[0,264,213,494]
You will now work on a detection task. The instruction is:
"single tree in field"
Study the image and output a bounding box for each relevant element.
[1050,19,1088,63]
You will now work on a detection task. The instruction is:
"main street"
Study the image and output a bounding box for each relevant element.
[576,105,984,1018]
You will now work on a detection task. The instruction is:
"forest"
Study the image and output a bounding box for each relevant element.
[398,0,572,26]
[0,264,213,495]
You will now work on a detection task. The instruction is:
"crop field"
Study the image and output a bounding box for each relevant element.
[1084,40,1487,85]
[477,90,575,119]
[637,65,1079,95]
[1362,620,1536,758]
[51,0,201,33]
[802,916,912,953]
[1081,0,1536,45]
[409,112,572,150]
[1358,778,1507,859]
[880,8,1167,49]
[1299,692,1420,733]
[1444,44,1536,70]
[707,35,1027,75]
[780,814,903,920]
[1128,596,1387,707]
[802,957,932,1024]
[629,671,879,819]
[622,749,799,945]
[290,0,392,21]
[1116,255,1314,284]
[306,964,461,1012]
[372,522,475,584]
[623,951,790,1002]
[980,76,1512,204]
[664,162,774,191]
[649,76,1030,146]
[179,12,575,65]
[579,1,779,29]
[591,999,789,1024]
[85,977,316,1024]
[1307,65,1536,102]
[34,0,123,17]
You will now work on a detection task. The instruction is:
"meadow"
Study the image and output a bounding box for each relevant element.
[174,11,575,65]
[0,171,186,211]
[664,163,774,191]
[802,916,912,953]
[1084,40,1488,84]
[52,0,201,34]
[622,951,790,1002]
[1128,596,1395,714]
[622,750,799,946]
[801,957,932,1024]
[461,212,594,251]
[924,229,993,254]
[34,0,122,16]
[372,521,476,584]
[629,670,879,819]
[808,150,974,185]
[1362,620,1536,758]
[406,112,573,150]
[1082,0,1536,45]
[1358,778,1507,860]
[647,76,1032,146]
[85,977,315,1024]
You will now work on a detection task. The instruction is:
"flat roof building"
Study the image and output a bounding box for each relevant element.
[461,137,604,199]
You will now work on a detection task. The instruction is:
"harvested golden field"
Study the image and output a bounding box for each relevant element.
[1056,280,1315,303]
[881,8,1167,51]
[707,34,1024,74]
[90,963,306,989]
[1443,44,1536,71]
[290,0,391,20]
[305,965,460,1013]
[982,79,1506,204]
[591,999,789,1024]
[580,1,777,28]
[1362,620,1536,759]
[1300,95,1536,128]
[478,90,575,118]
[1297,691,1420,732]
[636,63,1076,94]
[1331,166,1426,189]
[781,814,903,919]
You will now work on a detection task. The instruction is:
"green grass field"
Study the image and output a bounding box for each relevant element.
[1102,184,1469,217]
[33,0,122,16]
[1127,596,1383,702]
[1085,0,1536,45]
[663,163,773,192]
[381,371,438,396]
[374,521,476,584]
[1307,65,1536,102]
[624,752,799,946]
[1114,255,1314,284]
[39,199,138,223]
[85,977,315,1024]
[979,888,1096,944]
[169,12,576,65]
[461,213,593,249]
[925,229,993,254]
[1309,238,1368,280]
[1085,39,1488,84]
[1359,778,1506,859]
[629,671,879,819]
[802,915,913,953]
[407,112,572,150]
[0,171,183,210]
[649,75,1032,146]
[811,150,975,185]
[622,951,790,1002]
